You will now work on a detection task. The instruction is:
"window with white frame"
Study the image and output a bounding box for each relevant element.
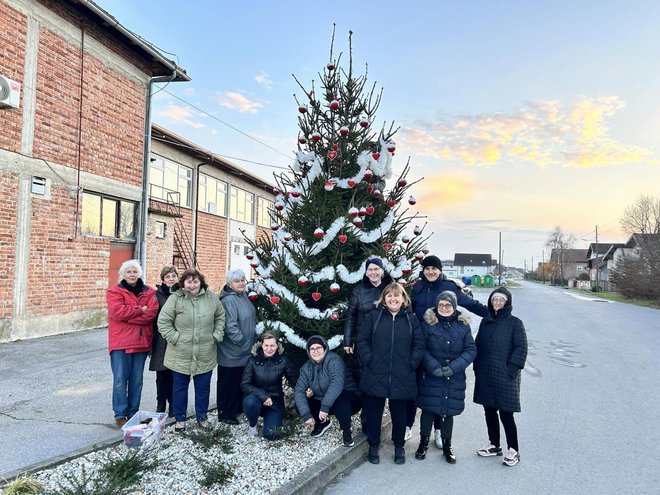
[81,192,136,240]
[149,155,192,207]
[256,197,274,227]
[229,186,254,223]
[198,174,228,216]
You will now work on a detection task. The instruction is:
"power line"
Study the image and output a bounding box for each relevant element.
[160,88,293,161]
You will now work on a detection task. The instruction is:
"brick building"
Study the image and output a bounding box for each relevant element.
[0,0,189,342]
[146,124,275,293]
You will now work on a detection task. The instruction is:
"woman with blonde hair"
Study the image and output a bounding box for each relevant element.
[358,282,425,465]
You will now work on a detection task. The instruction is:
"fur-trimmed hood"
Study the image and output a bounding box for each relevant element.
[423,307,470,326]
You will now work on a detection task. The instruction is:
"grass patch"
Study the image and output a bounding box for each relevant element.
[575,289,660,309]
[2,474,42,495]
[266,406,303,446]
[184,423,234,453]
[193,456,234,488]
[40,467,122,495]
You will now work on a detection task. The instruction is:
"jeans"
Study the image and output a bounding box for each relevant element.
[110,350,148,420]
[243,395,285,440]
[172,370,213,422]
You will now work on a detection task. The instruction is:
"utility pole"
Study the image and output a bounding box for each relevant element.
[542,250,545,284]
[498,231,502,285]
[595,224,599,290]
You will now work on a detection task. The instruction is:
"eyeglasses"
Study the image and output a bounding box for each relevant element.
[309,346,324,352]
[437,303,453,309]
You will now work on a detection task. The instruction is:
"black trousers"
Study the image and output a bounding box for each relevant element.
[216,365,244,421]
[483,405,519,451]
[420,410,454,439]
[155,369,173,412]
[305,390,362,434]
[365,395,408,448]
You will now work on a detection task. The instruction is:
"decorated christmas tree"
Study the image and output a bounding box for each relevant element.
[245,31,429,364]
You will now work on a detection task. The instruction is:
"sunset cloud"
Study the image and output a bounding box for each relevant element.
[415,172,476,209]
[254,72,273,89]
[399,97,653,168]
[217,91,263,113]
[155,104,206,129]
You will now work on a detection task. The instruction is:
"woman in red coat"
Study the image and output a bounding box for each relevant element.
[107,259,158,427]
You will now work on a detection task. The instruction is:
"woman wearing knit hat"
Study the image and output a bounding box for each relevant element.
[408,255,488,445]
[414,291,476,464]
[473,287,528,467]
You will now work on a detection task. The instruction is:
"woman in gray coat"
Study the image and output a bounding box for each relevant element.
[473,287,527,467]
[217,269,257,424]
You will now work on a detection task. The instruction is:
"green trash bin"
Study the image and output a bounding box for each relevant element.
[484,274,494,287]
[471,274,482,287]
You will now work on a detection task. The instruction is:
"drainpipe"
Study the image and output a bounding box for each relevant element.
[139,73,176,272]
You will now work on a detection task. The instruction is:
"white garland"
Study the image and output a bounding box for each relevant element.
[256,321,343,350]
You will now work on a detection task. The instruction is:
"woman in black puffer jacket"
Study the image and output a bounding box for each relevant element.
[241,331,298,440]
[414,291,476,464]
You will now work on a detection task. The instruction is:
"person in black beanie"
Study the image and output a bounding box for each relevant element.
[407,254,488,445]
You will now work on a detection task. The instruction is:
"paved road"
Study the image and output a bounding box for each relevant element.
[323,281,660,495]
[0,328,218,478]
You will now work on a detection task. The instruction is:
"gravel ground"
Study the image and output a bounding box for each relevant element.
[32,413,361,495]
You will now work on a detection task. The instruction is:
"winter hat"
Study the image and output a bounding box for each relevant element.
[435,291,457,311]
[490,291,508,303]
[365,257,384,270]
[421,255,442,270]
[306,336,326,352]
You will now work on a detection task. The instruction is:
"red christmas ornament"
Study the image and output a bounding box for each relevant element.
[269,296,280,305]
[312,292,322,302]
[338,234,348,244]
[246,252,254,260]
[359,119,369,128]
[291,190,301,198]
[298,105,307,114]
[329,99,340,110]
[398,179,407,187]
[366,205,375,215]
[414,225,423,236]
[311,131,322,141]
[330,283,340,294]
[339,126,349,136]
[388,144,396,153]
[270,222,279,231]
[401,235,411,244]
[273,188,281,196]
[408,196,417,205]
[248,291,258,301]
[373,189,382,197]
[358,207,367,217]
[332,143,338,150]
[324,180,335,191]
[353,217,363,227]
[415,251,424,261]
[298,276,309,286]
[363,170,373,181]
[328,151,337,160]
[250,261,259,268]
[327,62,336,71]
[387,198,396,208]
[347,180,356,188]
[398,279,408,287]
[402,267,412,275]
[372,152,381,160]
[283,233,292,242]
[298,137,307,145]
[348,207,359,218]
[314,228,325,239]
[274,202,284,211]
[383,242,393,251]
[422,247,430,255]
[330,312,339,320]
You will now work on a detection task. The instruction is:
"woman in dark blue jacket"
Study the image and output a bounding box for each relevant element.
[415,291,476,463]
[241,331,298,440]
[358,282,425,465]
[473,287,527,467]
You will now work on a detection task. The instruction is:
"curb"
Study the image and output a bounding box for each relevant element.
[273,416,393,495]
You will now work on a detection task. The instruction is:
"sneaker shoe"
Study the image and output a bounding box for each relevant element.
[197,419,212,429]
[368,445,380,464]
[404,426,412,441]
[434,429,442,449]
[477,443,502,457]
[247,425,258,438]
[342,431,354,447]
[503,448,520,466]
[310,418,333,438]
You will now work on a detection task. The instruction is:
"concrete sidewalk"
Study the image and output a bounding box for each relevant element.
[0,327,219,479]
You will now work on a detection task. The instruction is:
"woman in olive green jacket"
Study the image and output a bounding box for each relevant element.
[158,268,225,430]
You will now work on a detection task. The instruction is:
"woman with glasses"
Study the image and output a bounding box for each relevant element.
[414,291,476,464]
[473,287,528,467]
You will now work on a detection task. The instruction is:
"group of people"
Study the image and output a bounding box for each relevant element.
[106,254,528,467]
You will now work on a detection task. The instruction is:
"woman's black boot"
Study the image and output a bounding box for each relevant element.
[442,437,457,464]
[415,435,430,460]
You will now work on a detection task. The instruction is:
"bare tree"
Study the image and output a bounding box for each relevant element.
[545,226,576,284]
[620,194,660,236]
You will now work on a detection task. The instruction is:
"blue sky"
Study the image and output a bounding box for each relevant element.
[96,0,660,268]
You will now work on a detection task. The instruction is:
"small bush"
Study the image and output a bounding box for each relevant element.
[591,285,602,292]
[192,456,233,488]
[185,423,234,453]
[97,449,156,489]
[2,474,42,495]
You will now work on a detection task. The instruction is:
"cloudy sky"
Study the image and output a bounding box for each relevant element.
[96,0,660,269]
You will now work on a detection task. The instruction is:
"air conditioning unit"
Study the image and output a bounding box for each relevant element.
[0,76,21,109]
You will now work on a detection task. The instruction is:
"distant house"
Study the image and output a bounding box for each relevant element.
[453,253,493,278]
[586,243,625,290]
[441,259,458,278]
[549,248,588,282]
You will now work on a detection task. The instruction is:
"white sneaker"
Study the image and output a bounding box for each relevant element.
[247,425,258,438]
[502,448,520,466]
[477,443,503,457]
[434,430,442,449]
[404,426,412,441]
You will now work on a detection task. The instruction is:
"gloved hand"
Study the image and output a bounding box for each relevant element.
[507,363,519,377]
[432,367,444,377]
[442,366,454,377]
